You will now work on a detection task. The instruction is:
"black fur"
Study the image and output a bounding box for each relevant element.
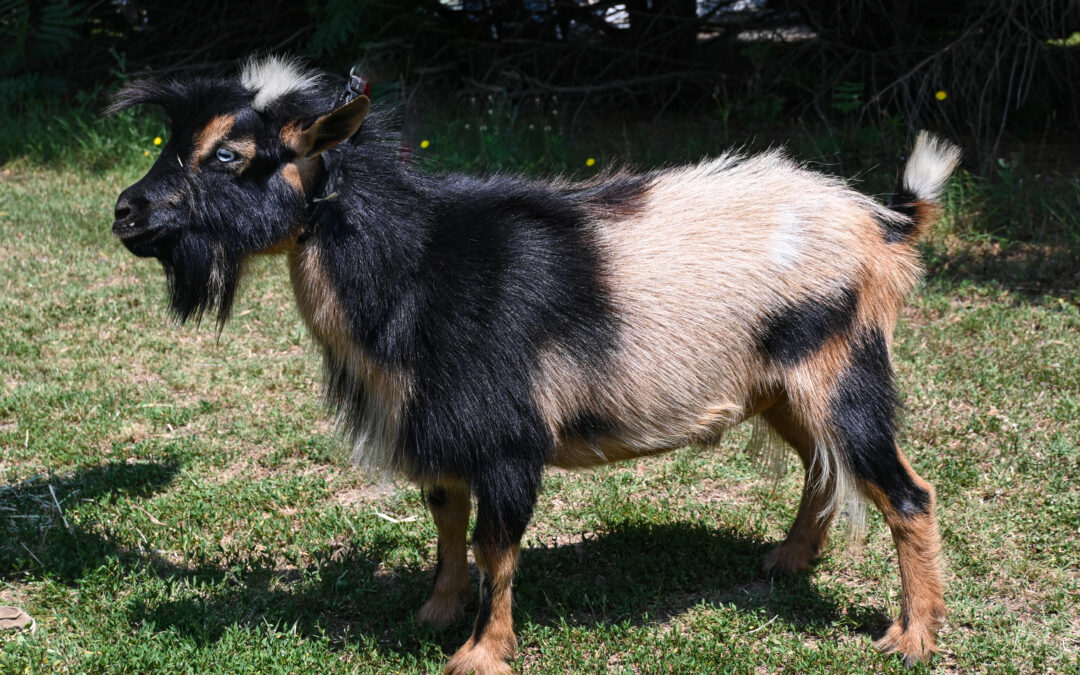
[560,412,619,444]
[109,77,321,325]
[424,485,449,597]
[424,486,448,509]
[111,65,627,550]
[831,328,930,517]
[110,59,951,669]
[306,127,626,545]
[570,172,654,218]
[757,286,858,367]
[881,186,921,243]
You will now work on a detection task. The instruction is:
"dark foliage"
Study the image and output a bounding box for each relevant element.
[6,1,1078,160]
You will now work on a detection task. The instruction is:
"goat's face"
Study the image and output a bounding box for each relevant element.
[106,57,369,324]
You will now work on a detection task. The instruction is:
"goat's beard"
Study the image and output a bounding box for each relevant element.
[160,233,243,328]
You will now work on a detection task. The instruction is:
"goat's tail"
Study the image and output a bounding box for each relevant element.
[883,131,962,243]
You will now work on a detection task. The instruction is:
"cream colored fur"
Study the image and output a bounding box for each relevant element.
[536,150,927,521]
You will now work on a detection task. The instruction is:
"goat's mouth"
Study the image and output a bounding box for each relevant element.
[113,220,169,257]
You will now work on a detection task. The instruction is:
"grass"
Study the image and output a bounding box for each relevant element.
[1,105,1079,674]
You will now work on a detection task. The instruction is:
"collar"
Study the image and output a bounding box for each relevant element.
[297,156,339,244]
[297,68,365,244]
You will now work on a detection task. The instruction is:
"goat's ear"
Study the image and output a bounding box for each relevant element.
[295,96,371,158]
[103,78,172,116]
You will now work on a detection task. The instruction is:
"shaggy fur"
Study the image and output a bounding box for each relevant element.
[109,56,960,673]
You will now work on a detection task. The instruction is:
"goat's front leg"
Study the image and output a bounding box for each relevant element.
[418,482,472,625]
[445,468,539,675]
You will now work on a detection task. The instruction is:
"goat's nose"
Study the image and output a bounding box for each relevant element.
[114,190,145,223]
[112,188,152,237]
[114,197,133,223]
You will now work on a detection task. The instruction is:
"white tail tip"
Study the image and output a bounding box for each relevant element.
[902,131,962,202]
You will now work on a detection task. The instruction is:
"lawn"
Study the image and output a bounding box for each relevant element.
[1,114,1078,673]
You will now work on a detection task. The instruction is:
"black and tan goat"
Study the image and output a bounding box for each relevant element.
[108,56,960,673]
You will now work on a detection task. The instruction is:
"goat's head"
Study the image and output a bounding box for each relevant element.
[107,56,370,324]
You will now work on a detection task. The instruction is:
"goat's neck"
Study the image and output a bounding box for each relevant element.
[288,156,430,368]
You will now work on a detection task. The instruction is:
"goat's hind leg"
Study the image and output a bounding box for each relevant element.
[833,331,945,665]
[417,481,472,625]
[761,399,836,575]
[860,448,944,667]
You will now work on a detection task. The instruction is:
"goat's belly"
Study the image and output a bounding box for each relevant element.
[547,402,738,469]
[546,386,779,470]
[549,436,687,469]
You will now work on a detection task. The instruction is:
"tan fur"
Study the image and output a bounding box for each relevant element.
[779,334,857,513]
[191,114,236,169]
[273,143,947,671]
[446,544,519,675]
[279,156,319,194]
[861,455,945,666]
[417,481,472,626]
[279,124,331,194]
[901,199,942,243]
[255,234,298,257]
[295,96,370,159]
[761,399,836,574]
[281,163,304,192]
[226,136,257,173]
[527,153,946,668]
[535,154,930,515]
[854,226,924,335]
[279,121,306,153]
[287,243,412,474]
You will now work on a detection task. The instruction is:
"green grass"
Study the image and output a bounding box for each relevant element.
[1,110,1079,674]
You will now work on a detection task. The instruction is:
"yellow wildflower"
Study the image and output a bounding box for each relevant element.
[153,136,162,145]
[586,157,596,167]
[420,139,431,149]
[935,90,947,101]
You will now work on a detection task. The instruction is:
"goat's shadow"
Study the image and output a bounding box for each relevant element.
[0,459,182,582]
[2,462,891,661]
[128,520,891,661]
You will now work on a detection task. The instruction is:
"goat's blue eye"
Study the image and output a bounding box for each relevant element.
[215,147,235,163]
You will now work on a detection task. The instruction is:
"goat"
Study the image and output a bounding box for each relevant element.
[108,56,960,674]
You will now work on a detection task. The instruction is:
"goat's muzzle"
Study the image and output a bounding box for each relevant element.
[113,189,166,257]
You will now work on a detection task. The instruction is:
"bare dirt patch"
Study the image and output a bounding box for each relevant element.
[89,273,139,291]
[215,444,279,483]
[333,480,401,506]
[693,477,756,508]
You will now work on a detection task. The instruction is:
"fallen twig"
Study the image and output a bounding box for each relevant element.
[747,614,778,634]
[48,485,71,533]
[372,507,417,524]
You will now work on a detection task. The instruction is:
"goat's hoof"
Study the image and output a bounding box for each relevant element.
[417,594,467,626]
[874,619,939,668]
[445,637,513,675]
[762,542,816,575]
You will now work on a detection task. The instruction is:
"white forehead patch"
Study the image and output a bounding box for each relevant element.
[240,55,322,112]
